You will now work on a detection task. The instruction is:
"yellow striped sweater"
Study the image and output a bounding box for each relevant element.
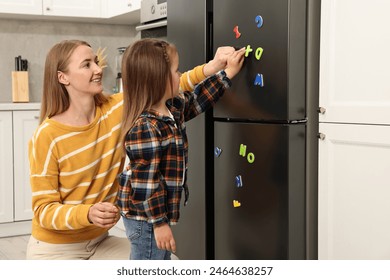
[28,65,206,243]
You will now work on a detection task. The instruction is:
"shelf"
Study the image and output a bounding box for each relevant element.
[0,103,40,111]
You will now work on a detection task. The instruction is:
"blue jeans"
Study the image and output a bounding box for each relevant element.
[122,218,171,260]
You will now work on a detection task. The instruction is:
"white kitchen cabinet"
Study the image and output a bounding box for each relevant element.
[100,0,140,24]
[318,123,390,259]
[42,0,101,18]
[13,111,39,221]
[318,0,390,260]
[0,0,42,15]
[0,111,13,224]
[102,0,140,18]
[0,0,101,18]
[0,0,141,24]
[319,0,390,125]
[0,104,40,237]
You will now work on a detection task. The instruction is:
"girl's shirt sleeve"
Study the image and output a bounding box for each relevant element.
[178,70,231,122]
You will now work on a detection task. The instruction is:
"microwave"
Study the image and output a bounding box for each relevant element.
[140,0,167,24]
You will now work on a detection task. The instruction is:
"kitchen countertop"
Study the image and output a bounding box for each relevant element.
[0,103,40,111]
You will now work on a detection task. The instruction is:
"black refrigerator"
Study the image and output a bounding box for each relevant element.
[167,0,320,260]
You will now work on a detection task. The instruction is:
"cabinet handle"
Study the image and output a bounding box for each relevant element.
[46,7,51,11]
[318,107,326,114]
[317,133,326,140]
[34,116,39,119]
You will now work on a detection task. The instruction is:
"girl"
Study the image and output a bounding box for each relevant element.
[117,38,245,260]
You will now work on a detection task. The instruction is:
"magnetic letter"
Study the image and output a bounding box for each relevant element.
[235,175,243,187]
[255,47,264,60]
[214,147,222,157]
[254,74,264,87]
[239,144,247,157]
[247,153,255,163]
[245,45,253,57]
[255,15,264,28]
[233,200,241,208]
[233,25,241,39]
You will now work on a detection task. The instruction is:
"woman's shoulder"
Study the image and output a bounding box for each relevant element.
[30,118,62,145]
[108,92,123,103]
[99,92,124,117]
[101,92,123,109]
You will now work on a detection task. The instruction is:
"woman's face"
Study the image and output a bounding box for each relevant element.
[59,45,103,97]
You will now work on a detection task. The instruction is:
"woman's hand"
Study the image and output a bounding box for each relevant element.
[88,202,120,228]
[224,47,246,79]
[203,46,235,76]
[154,223,176,253]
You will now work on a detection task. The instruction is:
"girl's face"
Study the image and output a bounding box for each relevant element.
[58,45,103,97]
[169,51,181,96]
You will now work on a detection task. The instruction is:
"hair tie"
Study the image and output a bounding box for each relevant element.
[159,41,170,64]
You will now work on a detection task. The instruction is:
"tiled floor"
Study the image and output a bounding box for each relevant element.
[0,235,29,260]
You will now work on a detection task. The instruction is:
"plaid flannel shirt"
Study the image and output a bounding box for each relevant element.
[117,70,231,225]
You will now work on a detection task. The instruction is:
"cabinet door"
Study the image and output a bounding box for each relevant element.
[13,110,39,221]
[42,0,101,18]
[102,0,140,18]
[0,0,42,15]
[0,112,13,223]
[319,0,390,125]
[318,123,390,259]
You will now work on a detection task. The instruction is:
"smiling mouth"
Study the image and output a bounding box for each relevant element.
[91,78,101,83]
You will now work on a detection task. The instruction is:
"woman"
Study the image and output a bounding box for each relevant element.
[27,39,234,260]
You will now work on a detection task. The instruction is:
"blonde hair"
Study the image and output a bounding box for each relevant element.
[39,40,108,124]
[120,38,177,151]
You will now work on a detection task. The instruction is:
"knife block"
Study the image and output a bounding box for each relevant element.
[12,71,29,103]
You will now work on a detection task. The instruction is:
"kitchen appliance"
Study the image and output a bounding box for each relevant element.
[167,0,320,260]
[115,47,126,93]
[136,0,168,36]
[140,0,167,24]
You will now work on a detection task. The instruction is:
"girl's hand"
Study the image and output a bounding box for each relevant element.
[154,223,176,253]
[88,202,120,228]
[203,46,235,76]
[224,47,246,79]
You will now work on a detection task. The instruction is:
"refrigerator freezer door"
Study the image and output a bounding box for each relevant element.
[213,0,307,121]
[213,122,306,259]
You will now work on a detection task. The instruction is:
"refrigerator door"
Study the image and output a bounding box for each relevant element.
[213,0,307,121]
[214,121,306,259]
